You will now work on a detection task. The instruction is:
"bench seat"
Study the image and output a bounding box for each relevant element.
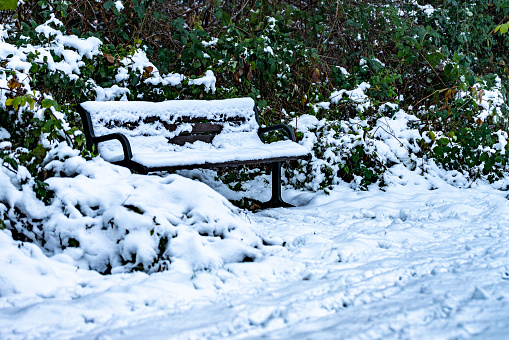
[78,98,310,207]
[100,132,308,169]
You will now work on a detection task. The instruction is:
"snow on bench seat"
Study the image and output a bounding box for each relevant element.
[105,133,310,169]
[78,98,310,207]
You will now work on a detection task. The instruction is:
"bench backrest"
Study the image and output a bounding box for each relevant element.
[79,98,259,146]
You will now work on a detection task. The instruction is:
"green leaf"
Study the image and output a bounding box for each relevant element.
[437,137,449,147]
[135,5,144,18]
[30,63,39,73]
[3,157,18,170]
[433,146,444,157]
[68,238,80,248]
[500,23,509,35]
[32,144,47,160]
[0,0,18,11]
[12,96,23,110]
[124,205,144,214]
[104,1,114,10]
[41,98,60,111]
[27,97,35,110]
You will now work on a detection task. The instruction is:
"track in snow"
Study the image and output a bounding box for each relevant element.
[82,182,509,340]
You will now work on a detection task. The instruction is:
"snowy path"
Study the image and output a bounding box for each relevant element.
[2,170,509,339]
[80,178,509,339]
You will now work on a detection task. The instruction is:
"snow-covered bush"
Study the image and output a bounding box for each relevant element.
[285,75,509,190]
[0,9,255,274]
[284,105,420,191]
[415,75,509,182]
[1,144,263,274]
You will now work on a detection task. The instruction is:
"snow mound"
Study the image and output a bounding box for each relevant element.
[0,229,101,304]
[1,144,263,274]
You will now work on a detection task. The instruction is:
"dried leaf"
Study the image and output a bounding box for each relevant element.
[103,53,115,64]
[309,67,320,83]
[7,77,20,91]
[246,64,253,80]
[37,169,48,181]
[444,88,456,103]
[248,203,262,211]
[142,66,154,79]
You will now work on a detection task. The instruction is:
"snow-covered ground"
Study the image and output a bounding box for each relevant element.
[1,6,509,340]
[1,165,509,340]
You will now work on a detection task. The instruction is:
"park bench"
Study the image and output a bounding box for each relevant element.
[77,97,311,208]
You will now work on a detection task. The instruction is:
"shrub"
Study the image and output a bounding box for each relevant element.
[0,0,508,204]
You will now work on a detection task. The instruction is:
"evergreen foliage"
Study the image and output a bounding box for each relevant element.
[1,0,508,193]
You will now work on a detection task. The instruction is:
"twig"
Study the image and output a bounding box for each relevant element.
[0,86,25,95]
[1,163,17,175]
[373,118,405,148]
[231,0,251,23]
[419,51,447,88]
[179,1,210,17]
[121,193,133,206]
[412,86,459,109]
[69,6,97,33]
[488,16,509,35]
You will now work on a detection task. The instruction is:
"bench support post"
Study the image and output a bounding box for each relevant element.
[263,162,294,208]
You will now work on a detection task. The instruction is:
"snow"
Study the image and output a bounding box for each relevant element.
[0,127,10,140]
[337,66,350,75]
[126,137,310,168]
[496,130,508,154]
[330,82,372,112]
[0,15,103,111]
[187,70,217,93]
[2,5,509,339]
[35,15,102,60]
[264,46,275,55]
[2,163,509,339]
[94,84,130,101]
[202,37,219,47]
[114,1,124,11]
[465,76,506,123]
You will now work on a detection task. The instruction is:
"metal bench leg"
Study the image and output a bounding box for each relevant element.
[263,161,294,208]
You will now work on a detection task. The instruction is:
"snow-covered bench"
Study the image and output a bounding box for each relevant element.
[77,98,310,207]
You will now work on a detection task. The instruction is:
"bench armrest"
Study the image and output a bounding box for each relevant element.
[94,133,133,161]
[258,124,296,142]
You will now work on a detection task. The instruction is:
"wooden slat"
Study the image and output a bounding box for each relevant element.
[103,116,243,132]
[167,135,215,145]
[191,123,223,133]
[143,115,246,124]
[164,122,223,134]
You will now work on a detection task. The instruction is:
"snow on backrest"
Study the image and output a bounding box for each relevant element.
[80,97,258,140]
